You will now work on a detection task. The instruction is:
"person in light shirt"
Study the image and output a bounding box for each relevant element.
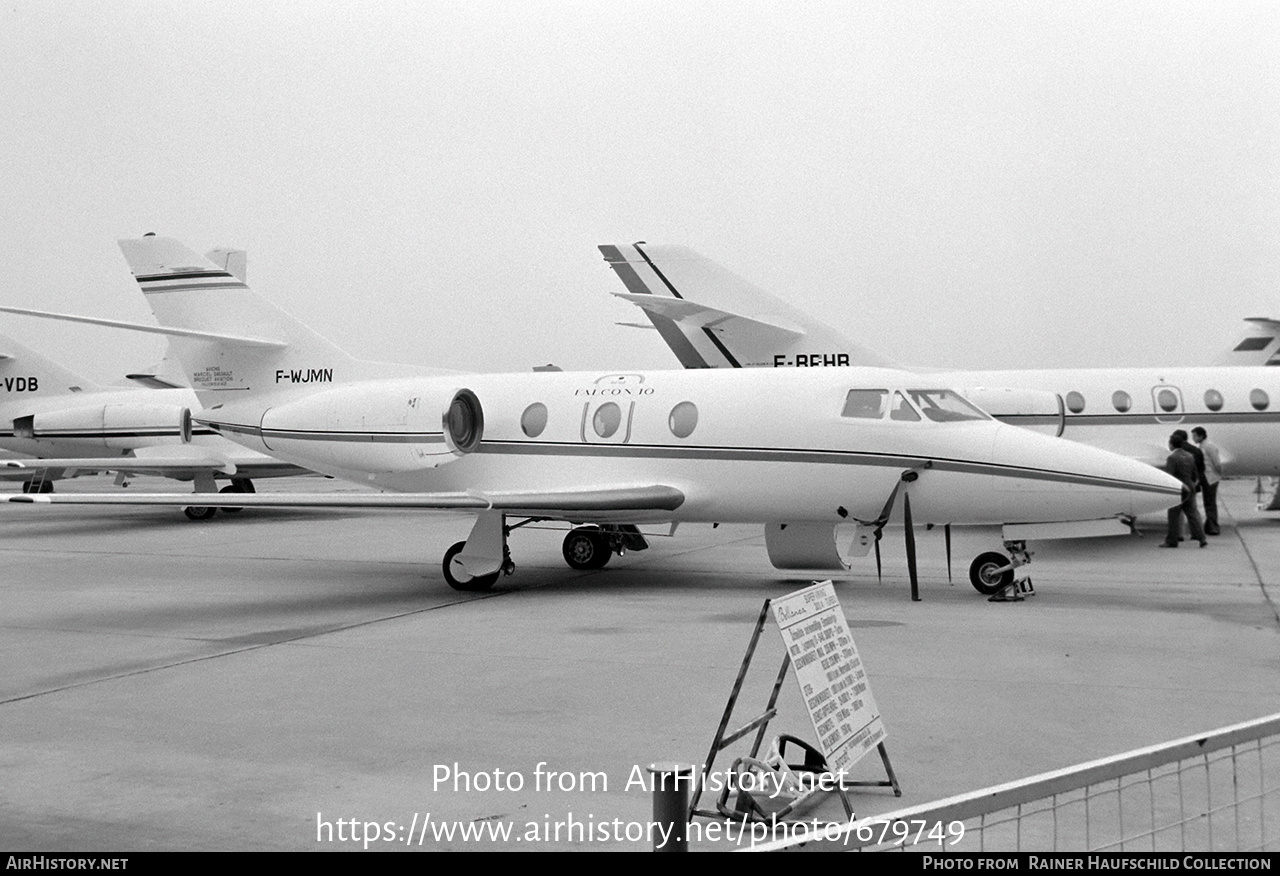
[1192,426,1223,536]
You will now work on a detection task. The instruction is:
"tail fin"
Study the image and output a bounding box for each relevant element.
[599,243,899,369]
[0,330,101,397]
[118,235,427,402]
[1216,317,1280,366]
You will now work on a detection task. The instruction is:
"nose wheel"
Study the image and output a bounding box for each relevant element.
[969,551,1013,595]
[969,542,1035,601]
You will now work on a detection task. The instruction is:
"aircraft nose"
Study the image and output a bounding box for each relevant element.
[990,424,1183,518]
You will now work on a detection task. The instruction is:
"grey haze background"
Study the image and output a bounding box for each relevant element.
[1,1,1277,382]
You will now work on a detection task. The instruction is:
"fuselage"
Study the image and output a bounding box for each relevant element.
[195,366,1180,526]
[943,366,1280,475]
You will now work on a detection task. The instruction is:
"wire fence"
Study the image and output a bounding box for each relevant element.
[754,713,1280,852]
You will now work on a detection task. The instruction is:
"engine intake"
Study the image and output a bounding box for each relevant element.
[443,389,484,454]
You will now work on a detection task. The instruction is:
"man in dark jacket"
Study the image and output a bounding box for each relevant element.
[1160,432,1206,548]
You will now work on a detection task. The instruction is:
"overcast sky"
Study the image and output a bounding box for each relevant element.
[1,1,1276,383]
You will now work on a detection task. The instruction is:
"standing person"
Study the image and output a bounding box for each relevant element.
[1193,426,1223,535]
[1160,432,1206,548]
[1172,429,1205,542]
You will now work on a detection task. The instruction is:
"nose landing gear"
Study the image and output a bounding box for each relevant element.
[969,541,1035,602]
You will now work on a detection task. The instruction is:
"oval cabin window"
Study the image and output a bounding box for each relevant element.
[668,401,698,438]
[1204,389,1224,412]
[1250,389,1270,411]
[1156,389,1179,413]
[1065,391,1085,414]
[593,402,622,438]
[521,403,548,438]
[1112,391,1131,413]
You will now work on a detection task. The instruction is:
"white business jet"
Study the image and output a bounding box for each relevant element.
[601,244,1280,479]
[0,329,306,516]
[2,236,1180,598]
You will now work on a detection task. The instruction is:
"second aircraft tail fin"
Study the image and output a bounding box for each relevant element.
[599,243,899,370]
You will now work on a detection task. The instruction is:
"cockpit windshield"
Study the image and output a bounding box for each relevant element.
[906,389,990,422]
[840,389,889,419]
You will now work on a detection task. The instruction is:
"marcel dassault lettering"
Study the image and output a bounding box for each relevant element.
[6,858,128,870]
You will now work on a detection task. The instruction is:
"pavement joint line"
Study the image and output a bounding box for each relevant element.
[1231,526,1280,627]
[0,547,438,566]
[0,590,505,707]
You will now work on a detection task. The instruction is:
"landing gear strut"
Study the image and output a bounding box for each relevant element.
[441,511,516,592]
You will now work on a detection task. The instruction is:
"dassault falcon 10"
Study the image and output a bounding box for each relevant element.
[2,236,1181,597]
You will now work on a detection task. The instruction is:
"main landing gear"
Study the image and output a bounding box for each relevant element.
[183,478,255,521]
[968,541,1035,602]
[440,516,649,592]
[561,525,648,571]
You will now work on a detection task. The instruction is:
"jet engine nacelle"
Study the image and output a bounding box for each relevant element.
[259,382,484,472]
[764,522,851,571]
[960,387,1065,437]
[17,403,193,449]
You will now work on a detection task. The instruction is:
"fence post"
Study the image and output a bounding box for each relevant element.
[648,763,693,852]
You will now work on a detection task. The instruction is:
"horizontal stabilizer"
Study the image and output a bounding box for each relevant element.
[611,292,804,339]
[125,374,186,389]
[0,306,288,349]
[5,484,686,514]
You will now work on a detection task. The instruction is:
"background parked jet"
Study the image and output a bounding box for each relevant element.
[0,329,304,517]
[601,243,1280,479]
[3,236,1182,599]
[1216,318,1280,367]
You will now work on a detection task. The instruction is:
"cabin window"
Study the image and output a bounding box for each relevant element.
[906,389,989,422]
[841,389,888,419]
[1156,389,1179,413]
[1065,391,1086,414]
[1204,389,1224,412]
[668,401,698,438]
[1111,391,1131,413]
[889,392,921,422]
[521,403,548,438]
[1250,389,1270,411]
[593,402,622,438]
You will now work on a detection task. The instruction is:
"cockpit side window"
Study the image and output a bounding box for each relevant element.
[906,389,990,422]
[889,391,921,422]
[841,389,889,419]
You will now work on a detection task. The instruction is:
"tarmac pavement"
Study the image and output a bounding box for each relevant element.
[1,476,1277,851]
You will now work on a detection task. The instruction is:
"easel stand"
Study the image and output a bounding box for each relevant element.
[688,599,901,824]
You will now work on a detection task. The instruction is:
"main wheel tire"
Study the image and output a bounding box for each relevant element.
[969,551,1014,595]
[442,541,498,592]
[562,527,611,570]
[22,480,54,494]
[220,483,246,513]
[184,506,217,521]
